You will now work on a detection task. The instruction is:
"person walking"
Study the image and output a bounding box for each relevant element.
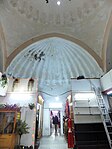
[53,115,59,133]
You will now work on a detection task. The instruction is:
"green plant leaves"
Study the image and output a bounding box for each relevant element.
[16,120,30,136]
[0,76,7,88]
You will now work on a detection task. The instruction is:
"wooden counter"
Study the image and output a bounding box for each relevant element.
[0,134,17,149]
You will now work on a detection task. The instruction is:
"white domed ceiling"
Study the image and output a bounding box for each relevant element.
[6,37,103,95]
[0,0,112,75]
[0,0,111,58]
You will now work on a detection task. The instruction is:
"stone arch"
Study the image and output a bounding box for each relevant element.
[102,10,112,72]
[0,22,7,72]
[106,26,112,72]
[6,33,103,69]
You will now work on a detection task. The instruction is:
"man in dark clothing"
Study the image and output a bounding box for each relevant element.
[53,115,58,133]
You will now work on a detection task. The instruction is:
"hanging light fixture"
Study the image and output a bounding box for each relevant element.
[45,0,48,3]
[57,1,61,5]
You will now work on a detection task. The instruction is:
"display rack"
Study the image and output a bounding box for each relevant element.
[0,109,20,149]
[73,91,100,116]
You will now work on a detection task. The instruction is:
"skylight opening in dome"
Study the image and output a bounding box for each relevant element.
[57,1,61,5]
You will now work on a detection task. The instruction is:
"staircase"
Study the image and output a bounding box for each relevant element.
[74,123,110,149]
[95,88,112,149]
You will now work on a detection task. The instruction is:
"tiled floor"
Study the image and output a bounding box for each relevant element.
[39,127,68,149]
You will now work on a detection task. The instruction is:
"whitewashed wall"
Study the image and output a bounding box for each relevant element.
[20,107,37,147]
[0,85,8,96]
[43,109,50,136]
[71,79,101,92]
[100,69,112,91]
[0,93,37,107]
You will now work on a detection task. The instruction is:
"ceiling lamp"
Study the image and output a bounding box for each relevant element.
[57,1,61,5]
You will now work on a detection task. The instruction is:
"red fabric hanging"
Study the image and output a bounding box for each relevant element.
[68,118,74,148]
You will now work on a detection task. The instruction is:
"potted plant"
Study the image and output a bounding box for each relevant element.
[0,74,7,88]
[15,120,30,148]
[28,103,35,110]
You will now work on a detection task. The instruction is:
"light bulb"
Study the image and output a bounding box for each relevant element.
[57,1,61,5]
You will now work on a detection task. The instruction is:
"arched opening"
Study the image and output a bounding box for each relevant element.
[12,78,20,91]
[6,33,103,70]
[28,78,34,91]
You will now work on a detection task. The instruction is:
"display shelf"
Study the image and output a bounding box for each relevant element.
[0,109,20,149]
[74,106,98,108]
[74,113,100,115]
[74,106,100,115]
